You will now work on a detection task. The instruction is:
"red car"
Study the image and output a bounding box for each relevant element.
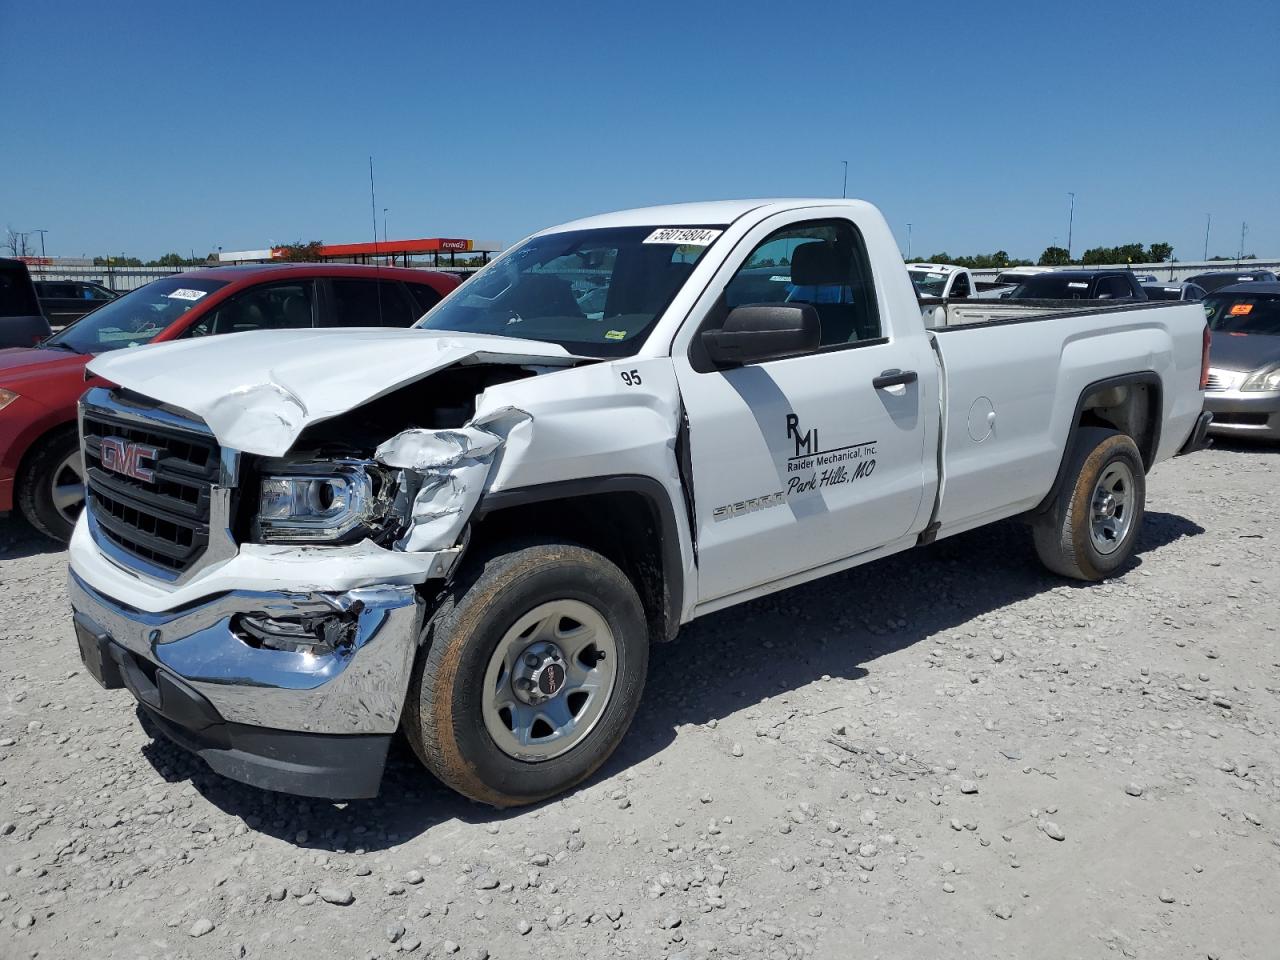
[0,263,460,540]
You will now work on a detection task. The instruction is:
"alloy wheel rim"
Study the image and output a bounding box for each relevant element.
[1089,461,1135,556]
[481,599,618,762]
[50,450,86,526]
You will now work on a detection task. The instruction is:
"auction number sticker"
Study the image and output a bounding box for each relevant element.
[1229,303,1253,316]
[166,288,208,301]
[643,228,722,246]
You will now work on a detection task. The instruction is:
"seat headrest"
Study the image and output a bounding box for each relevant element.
[790,242,847,286]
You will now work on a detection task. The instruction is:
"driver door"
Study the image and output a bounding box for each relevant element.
[673,211,934,604]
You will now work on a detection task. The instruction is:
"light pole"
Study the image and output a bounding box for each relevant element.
[382,208,389,245]
[32,229,48,260]
[906,223,913,260]
[1066,192,1075,261]
[841,161,848,199]
[1239,221,1247,263]
[1203,214,1211,261]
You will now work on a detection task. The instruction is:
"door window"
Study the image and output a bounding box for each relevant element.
[1094,276,1130,299]
[185,280,316,336]
[326,279,419,327]
[406,281,444,315]
[721,219,881,348]
[950,272,971,298]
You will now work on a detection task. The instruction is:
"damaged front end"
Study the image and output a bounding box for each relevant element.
[374,407,530,553]
[248,405,530,558]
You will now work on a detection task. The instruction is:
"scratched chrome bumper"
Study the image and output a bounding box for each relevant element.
[68,569,423,736]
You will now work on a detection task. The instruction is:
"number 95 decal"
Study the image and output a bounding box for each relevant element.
[619,369,643,387]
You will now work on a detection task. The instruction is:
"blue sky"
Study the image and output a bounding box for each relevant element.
[3,0,1277,262]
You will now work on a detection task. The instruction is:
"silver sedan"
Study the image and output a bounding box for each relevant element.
[1203,283,1280,441]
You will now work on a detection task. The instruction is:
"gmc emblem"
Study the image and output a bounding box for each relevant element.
[100,436,159,482]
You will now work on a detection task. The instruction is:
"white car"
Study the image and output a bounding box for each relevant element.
[67,198,1211,805]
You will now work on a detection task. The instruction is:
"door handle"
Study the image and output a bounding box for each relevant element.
[873,369,918,389]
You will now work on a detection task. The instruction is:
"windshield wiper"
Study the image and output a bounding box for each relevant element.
[42,340,81,354]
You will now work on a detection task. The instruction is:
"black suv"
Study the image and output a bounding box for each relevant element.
[1184,270,1278,294]
[0,259,53,349]
[33,279,119,325]
[1008,270,1148,301]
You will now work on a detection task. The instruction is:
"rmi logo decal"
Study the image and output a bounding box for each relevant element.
[783,415,878,490]
[100,437,159,482]
[785,413,820,459]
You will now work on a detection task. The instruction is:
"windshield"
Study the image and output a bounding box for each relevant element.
[1205,293,1280,335]
[1010,275,1098,299]
[44,276,227,353]
[908,269,949,298]
[1192,273,1274,293]
[417,225,723,356]
[1143,285,1183,301]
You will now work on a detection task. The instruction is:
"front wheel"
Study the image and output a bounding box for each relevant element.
[1033,427,1146,581]
[17,427,85,542]
[403,540,649,807]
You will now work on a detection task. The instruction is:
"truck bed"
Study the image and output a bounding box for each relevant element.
[921,297,1164,329]
[924,299,1206,538]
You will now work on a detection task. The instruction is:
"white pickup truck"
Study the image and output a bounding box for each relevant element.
[67,199,1211,806]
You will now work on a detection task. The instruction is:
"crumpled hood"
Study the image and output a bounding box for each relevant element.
[1209,332,1280,373]
[87,327,576,456]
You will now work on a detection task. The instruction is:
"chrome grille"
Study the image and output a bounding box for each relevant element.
[80,390,227,578]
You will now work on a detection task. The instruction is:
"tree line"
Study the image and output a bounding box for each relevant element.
[923,241,1258,270]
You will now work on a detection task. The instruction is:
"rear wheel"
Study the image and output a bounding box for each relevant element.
[1033,427,1145,581]
[403,540,649,807]
[17,427,84,542]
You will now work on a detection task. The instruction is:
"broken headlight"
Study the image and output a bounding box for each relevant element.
[253,460,397,544]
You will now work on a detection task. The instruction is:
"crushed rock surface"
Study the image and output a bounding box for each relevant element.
[2,443,1279,958]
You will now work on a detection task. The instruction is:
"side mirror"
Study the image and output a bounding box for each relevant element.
[701,303,821,367]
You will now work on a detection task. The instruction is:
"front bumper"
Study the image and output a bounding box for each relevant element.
[68,570,423,798]
[1204,389,1280,441]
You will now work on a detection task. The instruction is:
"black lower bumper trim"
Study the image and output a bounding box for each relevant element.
[78,628,390,799]
[141,707,391,800]
[1177,410,1214,456]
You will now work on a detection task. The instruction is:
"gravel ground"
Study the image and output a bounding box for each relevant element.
[2,442,1278,960]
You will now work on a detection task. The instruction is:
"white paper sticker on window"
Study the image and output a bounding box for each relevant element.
[643,228,722,246]
[1067,282,1088,289]
[927,273,945,279]
[166,288,208,301]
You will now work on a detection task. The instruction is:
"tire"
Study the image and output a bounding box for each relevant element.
[403,539,649,807]
[17,427,84,542]
[1033,427,1145,581]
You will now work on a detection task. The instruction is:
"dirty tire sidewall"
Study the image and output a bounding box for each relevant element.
[17,426,80,543]
[1034,429,1145,581]
[406,541,649,807]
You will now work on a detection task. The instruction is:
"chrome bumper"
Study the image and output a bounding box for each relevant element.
[68,570,423,736]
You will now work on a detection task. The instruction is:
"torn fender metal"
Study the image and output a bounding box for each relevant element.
[87,328,577,457]
[375,407,532,553]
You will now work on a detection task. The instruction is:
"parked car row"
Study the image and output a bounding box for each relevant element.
[906,256,1279,443]
[909,261,1278,306]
